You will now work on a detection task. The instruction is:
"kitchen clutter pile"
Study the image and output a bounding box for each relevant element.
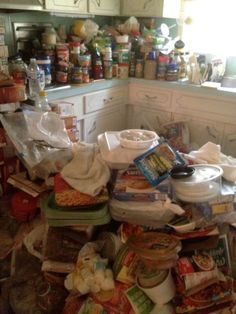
[1,116,236,313]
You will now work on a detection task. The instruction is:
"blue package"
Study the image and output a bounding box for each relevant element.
[134,141,186,186]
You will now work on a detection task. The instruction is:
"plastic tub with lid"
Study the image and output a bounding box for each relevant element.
[170,164,223,203]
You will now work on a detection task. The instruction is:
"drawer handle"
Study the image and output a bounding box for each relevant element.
[143,0,152,10]
[88,121,96,135]
[145,95,157,100]
[206,126,217,139]
[103,97,113,103]
[228,133,236,142]
[74,0,81,5]
[95,0,101,6]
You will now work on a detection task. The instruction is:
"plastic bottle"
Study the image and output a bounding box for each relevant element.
[35,90,51,112]
[27,58,42,100]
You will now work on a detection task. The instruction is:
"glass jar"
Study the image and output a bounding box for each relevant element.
[135,58,144,78]
[82,67,90,83]
[70,66,83,84]
[144,51,157,80]
[166,63,178,81]
[8,56,27,85]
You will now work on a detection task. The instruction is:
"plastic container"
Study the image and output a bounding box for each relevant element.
[170,164,223,203]
[35,90,51,112]
[36,55,52,86]
[119,129,159,150]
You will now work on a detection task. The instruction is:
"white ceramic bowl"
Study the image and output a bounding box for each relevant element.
[168,221,196,233]
[119,129,159,150]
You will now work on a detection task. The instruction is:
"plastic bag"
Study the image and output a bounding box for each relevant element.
[0,111,73,179]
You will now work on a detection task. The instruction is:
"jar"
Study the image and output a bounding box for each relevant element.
[118,64,129,79]
[144,51,157,80]
[129,51,136,77]
[41,27,57,46]
[166,63,178,81]
[8,56,27,85]
[112,62,118,78]
[69,42,80,66]
[56,44,69,63]
[82,67,90,83]
[157,55,169,80]
[104,60,113,80]
[135,58,144,78]
[93,59,104,80]
[70,67,83,84]
[103,44,112,61]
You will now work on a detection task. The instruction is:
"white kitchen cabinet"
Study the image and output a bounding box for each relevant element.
[129,83,173,112]
[49,95,84,141]
[45,0,88,13]
[88,0,120,16]
[127,104,172,134]
[84,85,128,114]
[172,113,224,150]
[84,105,127,143]
[222,124,236,157]
[121,0,181,18]
[0,0,43,10]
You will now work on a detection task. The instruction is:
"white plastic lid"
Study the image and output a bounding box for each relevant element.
[172,164,223,185]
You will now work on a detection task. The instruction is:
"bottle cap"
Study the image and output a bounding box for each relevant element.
[39,90,47,97]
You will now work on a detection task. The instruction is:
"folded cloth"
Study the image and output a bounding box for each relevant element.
[189,142,236,182]
[61,142,110,196]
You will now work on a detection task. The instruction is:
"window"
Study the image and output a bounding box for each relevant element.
[181,0,236,56]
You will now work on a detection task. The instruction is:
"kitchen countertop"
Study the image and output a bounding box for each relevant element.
[46,78,236,102]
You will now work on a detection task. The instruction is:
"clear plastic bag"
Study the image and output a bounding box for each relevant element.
[0,111,73,179]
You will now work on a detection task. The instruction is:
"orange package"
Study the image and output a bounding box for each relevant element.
[54,173,108,207]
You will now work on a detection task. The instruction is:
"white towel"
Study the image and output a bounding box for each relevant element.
[189,142,236,182]
[61,142,110,196]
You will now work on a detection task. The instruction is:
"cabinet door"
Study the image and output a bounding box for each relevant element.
[84,106,127,143]
[45,0,88,12]
[173,113,224,150]
[88,0,120,15]
[121,0,180,18]
[127,104,172,135]
[222,124,236,157]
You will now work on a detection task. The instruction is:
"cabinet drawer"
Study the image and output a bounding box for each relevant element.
[129,84,173,111]
[50,95,84,118]
[172,90,236,124]
[84,86,128,114]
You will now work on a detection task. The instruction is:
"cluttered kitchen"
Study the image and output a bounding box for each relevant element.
[1,0,236,313]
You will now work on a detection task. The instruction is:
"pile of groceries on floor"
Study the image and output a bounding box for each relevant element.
[1,113,236,313]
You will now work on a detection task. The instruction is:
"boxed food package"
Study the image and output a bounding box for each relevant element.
[134,141,185,186]
[112,164,169,202]
[54,173,109,207]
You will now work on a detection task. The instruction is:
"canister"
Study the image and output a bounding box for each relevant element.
[37,56,52,86]
[137,269,176,305]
